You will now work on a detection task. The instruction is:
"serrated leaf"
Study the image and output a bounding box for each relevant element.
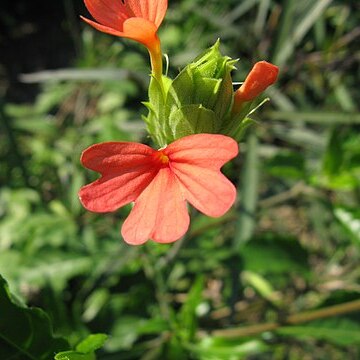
[0,275,69,360]
[192,40,221,77]
[145,75,172,146]
[148,76,165,114]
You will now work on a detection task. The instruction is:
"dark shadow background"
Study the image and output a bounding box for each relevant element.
[0,0,86,102]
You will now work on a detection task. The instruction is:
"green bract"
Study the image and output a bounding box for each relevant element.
[144,40,256,147]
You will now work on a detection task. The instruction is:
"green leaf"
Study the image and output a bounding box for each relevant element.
[167,67,195,111]
[188,337,268,360]
[319,127,360,190]
[144,77,167,147]
[212,67,234,123]
[76,334,108,353]
[334,207,360,244]
[323,127,344,176]
[169,105,216,140]
[106,317,168,352]
[178,276,204,341]
[0,275,69,360]
[144,75,173,146]
[242,271,282,307]
[192,76,222,111]
[54,334,108,360]
[54,352,95,360]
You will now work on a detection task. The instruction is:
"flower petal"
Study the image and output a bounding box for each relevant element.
[81,16,159,49]
[80,16,126,37]
[79,170,157,213]
[125,0,168,27]
[121,168,189,245]
[165,134,239,170]
[171,163,236,217]
[83,0,129,31]
[122,17,159,48]
[80,141,156,173]
[79,142,158,212]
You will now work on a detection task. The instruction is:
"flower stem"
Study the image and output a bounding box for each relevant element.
[149,37,164,87]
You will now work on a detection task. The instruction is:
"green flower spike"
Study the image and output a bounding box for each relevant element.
[144,40,279,147]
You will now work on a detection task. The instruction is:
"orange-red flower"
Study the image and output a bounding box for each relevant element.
[81,0,167,77]
[81,0,167,49]
[79,134,238,245]
[233,61,279,113]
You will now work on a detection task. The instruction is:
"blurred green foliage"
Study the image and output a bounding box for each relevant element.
[0,0,360,359]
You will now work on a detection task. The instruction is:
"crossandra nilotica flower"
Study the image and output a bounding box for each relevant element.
[79,134,238,245]
[81,0,167,77]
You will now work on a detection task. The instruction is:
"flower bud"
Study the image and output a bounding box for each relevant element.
[232,61,279,113]
[165,40,237,143]
[144,43,279,146]
[144,40,236,146]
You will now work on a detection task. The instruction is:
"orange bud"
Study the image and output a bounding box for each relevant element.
[235,61,279,103]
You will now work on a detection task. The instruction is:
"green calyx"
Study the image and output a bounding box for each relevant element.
[144,40,260,147]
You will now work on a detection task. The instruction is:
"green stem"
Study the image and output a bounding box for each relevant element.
[211,299,360,338]
[149,37,164,91]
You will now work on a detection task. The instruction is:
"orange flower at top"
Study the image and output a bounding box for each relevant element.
[81,0,167,77]
[81,0,167,49]
[79,134,238,245]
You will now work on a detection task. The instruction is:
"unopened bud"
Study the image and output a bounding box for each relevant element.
[233,61,279,109]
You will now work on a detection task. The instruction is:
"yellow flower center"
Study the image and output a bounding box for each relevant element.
[157,151,169,165]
